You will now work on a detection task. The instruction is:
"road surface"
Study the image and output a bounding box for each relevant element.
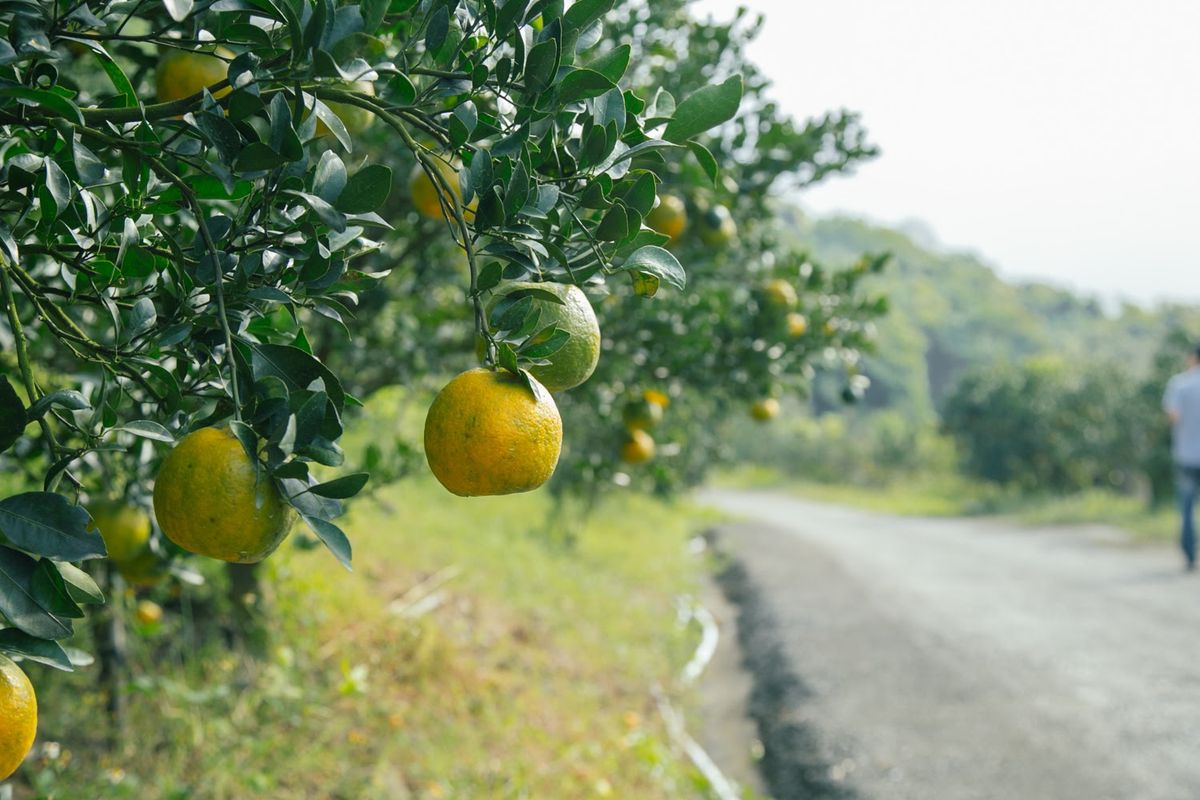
[702,489,1200,800]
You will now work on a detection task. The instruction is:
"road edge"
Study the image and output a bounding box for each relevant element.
[707,526,859,800]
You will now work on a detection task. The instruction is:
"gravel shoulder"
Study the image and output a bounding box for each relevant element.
[701,489,1200,800]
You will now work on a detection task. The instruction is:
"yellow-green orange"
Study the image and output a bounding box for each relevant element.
[315,81,376,137]
[750,398,780,422]
[117,548,167,588]
[697,204,737,247]
[0,655,36,781]
[763,279,798,309]
[786,312,808,337]
[410,161,476,221]
[136,600,164,626]
[621,429,656,464]
[424,369,562,497]
[156,48,233,104]
[87,501,151,564]
[488,282,601,393]
[643,389,670,409]
[645,194,687,241]
[153,428,293,563]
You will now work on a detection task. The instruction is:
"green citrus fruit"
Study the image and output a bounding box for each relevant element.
[116,548,168,588]
[88,501,151,564]
[153,428,293,563]
[0,655,36,781]
[488,282,601,393]
[315,81,376,137]
[424,368,562,496]
[750,398,780,422]
[697,204,737,247]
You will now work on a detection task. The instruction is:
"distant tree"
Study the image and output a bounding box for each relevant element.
[942,357,1140,493]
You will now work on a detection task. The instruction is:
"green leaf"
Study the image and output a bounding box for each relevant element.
[586,44,630,84]
[90,48,137,106]
[688,140,719,185]
[425,4,450,52]
[309,473,369,499]
[248,343,346,412]
[618,245,686,291]
[31,560,83,619]
[0,376,25,454]
[283,190,347,233]
[476,261,503,293]
[0,87,83,124]
[302,515,352,570]
[555,68,615,104]
[519,326,570,359]
[0,493,106,561]
[113,420,175,443]
[336,164,393,214]
[524,39,558,94]
[0,629,75,671]
[662,75,743,144]
[55,562,104,605]
[235,142,289,172]
[0,547,73,640]
[562,0,613,47]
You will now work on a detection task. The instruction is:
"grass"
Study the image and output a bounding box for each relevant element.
[15,391,723,799]
[714,465,1178,542]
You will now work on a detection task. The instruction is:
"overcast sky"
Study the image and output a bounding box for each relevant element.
[692,0,1200,306]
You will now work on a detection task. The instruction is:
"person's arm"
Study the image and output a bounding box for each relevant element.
[1164,379,1181,425]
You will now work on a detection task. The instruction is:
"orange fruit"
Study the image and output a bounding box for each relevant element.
[153,428,293,563]
[0,655,36,781]
[645,194,687,242]
[697,204,737,247]
[786,313,808,337]
[315,81,376,137]
[156,48,233,104]
[424,369,562,496]
[750,398,780,422]
[135,600,163,626]
[410,161,477,222]
[621,429,656,464]
[487,282,601,393]
[763,279,798,309]
[87,501,151,564]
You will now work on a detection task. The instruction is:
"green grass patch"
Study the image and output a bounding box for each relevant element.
[21,398,717,798]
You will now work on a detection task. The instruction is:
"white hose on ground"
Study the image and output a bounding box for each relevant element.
[653,597,744,800]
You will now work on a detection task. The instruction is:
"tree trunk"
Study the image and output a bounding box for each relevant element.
[90,564,128,750]
[225,562,269,658]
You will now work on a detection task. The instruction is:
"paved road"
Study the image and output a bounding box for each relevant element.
[702,489,1200,800]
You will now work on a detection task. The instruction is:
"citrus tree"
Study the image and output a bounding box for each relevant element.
[0,0,746,776]
[298,0,888,515]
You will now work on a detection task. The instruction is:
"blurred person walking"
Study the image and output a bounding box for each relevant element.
[1164,344,1200,571]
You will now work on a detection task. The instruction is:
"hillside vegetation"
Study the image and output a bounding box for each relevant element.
[728,211,1198,528]
[782,211,1196,421]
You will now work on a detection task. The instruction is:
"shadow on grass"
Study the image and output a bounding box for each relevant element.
[711,532,859,800]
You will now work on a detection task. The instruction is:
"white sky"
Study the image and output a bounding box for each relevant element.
[692,0,1200,306]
